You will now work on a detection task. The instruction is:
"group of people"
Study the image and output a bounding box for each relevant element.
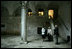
[41,25,59,44]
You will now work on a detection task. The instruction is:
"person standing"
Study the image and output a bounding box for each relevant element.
[54,25,59,44]
[47,27,53,41]
[41,27,46,41]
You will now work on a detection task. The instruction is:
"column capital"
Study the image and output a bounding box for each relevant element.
[20,1,27,7]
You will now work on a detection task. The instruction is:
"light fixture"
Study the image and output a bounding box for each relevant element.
[28,12,32,16]
[38,9,44,16]
[28,9,32,16]
[38,11,44,16]
[48,10,54,19]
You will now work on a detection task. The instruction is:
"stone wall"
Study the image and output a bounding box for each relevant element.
[58,2,71,41]
[1,13,48,36]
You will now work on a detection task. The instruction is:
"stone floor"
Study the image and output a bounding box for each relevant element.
[1,35,71,48]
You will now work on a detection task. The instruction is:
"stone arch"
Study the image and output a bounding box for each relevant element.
[13,6,21,17]
[1,6,9,17]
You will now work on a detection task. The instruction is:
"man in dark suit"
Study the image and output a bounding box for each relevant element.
[54,25,59,44]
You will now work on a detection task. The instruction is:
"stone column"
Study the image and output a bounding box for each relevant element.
[50,19,55,35]
[50,19,55,41]
[21,1,27,43]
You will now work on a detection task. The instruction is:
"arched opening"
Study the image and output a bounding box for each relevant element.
[38,8,44,16]
[27,9,32,16]
[48,9,54,19]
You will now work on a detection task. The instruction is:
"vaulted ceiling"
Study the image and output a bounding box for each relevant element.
[1,1,70,16]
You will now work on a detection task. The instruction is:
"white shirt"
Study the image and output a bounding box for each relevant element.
[47,29,52,35]
[41,28,45,35]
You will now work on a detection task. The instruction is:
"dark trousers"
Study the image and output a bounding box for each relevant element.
[56,35,58,44]
[54,35,58,44]
[47,33,53,41]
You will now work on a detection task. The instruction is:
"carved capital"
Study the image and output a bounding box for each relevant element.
[20,1,27,7]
